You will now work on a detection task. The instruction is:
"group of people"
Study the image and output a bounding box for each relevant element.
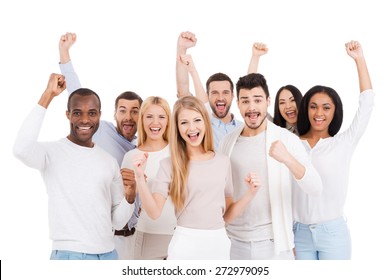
[13,31,374,260]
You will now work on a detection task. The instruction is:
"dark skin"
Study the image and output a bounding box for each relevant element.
[39,73,135,204]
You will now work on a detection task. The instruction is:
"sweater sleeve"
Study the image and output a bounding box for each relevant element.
[59,60,82,94]
[13,105,48,171]
[110,163,134,230]
[288,133,323,195]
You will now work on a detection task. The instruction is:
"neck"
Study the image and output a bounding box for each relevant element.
[139,138,168,152]
[213,112,233,124]
[301,129,331,147]
[186,145,207,160]
[241,119,267,137]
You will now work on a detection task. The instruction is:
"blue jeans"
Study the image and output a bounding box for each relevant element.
[50,249,118,260]
[293,217,351,260]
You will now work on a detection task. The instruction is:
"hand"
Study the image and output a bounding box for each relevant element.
[179,54,196,72]
[59,32,76,63]
[121,168,135,188]
[345,40,363,60]
[252,42,268,57]
[45,73,66,97]
[244,172,261,195]
[177,31,197,52]
[132,152,149,178]
[269,140,290,164]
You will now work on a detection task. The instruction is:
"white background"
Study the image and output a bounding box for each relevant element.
[1,0,389,279]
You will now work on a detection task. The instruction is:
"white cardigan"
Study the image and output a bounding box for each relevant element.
[219,121,322,254]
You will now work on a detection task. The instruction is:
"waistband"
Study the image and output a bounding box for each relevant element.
[174,226,227,237]
[294,216,347,231]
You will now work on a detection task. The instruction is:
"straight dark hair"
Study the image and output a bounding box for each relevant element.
[273,85,303,128]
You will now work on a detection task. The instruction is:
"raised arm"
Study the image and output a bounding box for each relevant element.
[247,42,268,74]
[58,32,81,94]
[132,152,166,220]
[176,31,197,98]
[38,73,67,108]
[180,54,208,104]
[345,40,372,92]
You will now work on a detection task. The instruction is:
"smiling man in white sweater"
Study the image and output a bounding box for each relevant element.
[13,73,135,260]
[219,73,322,260]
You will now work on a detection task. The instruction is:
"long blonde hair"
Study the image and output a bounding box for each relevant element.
[170,96,214,210]
[137,96,171,147]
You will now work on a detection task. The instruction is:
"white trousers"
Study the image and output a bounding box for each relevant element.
[230,238,294,260]
[167,226,231,260]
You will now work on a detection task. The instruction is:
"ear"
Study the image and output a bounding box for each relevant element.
[267,96,271,107]
[66,110,70,120]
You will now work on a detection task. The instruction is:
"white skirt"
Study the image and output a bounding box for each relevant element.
[167,226,231,260]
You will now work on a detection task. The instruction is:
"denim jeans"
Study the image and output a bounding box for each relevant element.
[293,217,351,260]
[50,249,118,260]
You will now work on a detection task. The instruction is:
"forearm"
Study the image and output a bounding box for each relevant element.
[112,197,134,230]
[224,192,253,223]
[59,61,82,94]
[189,68,208,103]
[284,155,306,180]
[176,46,191,97]
[247,55,260,74]
[355,57,372,92]
[135,175,163,220]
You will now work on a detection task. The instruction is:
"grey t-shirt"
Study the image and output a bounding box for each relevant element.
[153,152,233,230]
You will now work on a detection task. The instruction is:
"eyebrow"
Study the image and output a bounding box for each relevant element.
[240,95,264,100]
[310,102,332,106]
[119,105,139,110]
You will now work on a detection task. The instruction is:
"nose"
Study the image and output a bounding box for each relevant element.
[81,113,90,123]
[188,121,196,130]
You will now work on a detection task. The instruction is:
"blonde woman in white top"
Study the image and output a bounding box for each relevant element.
[293,41,374,260]
[121,96,176,260]
[132,96,260,260]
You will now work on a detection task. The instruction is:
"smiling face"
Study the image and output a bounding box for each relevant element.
[66,94,101,147]
[142,104,168,141]
[208,80,234,121]
[308,92,335,135]
[114,98,140,141]
[237,86,270,136]
[177,108,206,149]
[278,89,298,126]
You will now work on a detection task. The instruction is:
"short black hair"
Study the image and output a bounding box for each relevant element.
[236,73,269,99]
[273,85,303,128]
[67,88,101,111]
[297,85,343,136]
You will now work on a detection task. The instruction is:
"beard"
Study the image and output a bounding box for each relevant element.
[211,103,231,119]
[244,113,267,130]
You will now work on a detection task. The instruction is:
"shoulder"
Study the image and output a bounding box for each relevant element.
[219,124,244,149]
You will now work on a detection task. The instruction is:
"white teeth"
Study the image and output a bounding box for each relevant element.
[150,128,160,131]
[78,126,91,131]
[217,103,225,106]
[188,132,198,136]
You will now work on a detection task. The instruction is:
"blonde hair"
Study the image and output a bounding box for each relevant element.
[169,96,214,210]
[137,96,171,147]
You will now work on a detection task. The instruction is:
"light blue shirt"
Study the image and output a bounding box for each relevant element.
[59,61,140,229]
[205,102,243,150]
